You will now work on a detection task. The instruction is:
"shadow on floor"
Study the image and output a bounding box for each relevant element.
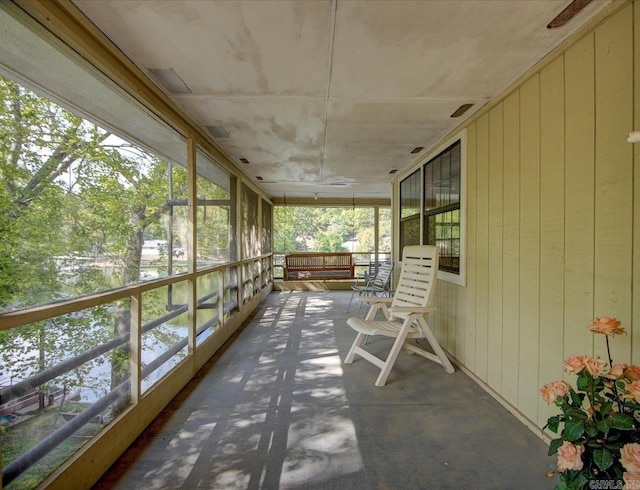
[94,291,557,489]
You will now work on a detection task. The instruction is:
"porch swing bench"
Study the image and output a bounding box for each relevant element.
[284,252,355,281]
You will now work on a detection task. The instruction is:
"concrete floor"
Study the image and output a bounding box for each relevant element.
[94,290,557,489]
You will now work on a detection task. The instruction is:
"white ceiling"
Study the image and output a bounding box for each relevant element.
[72,0,610,200]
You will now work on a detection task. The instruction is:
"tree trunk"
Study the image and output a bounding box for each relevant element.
[110,205,146,414]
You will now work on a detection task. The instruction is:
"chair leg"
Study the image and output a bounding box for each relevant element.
[345,332,367,364]
[416,317,455,374]
[346,289,358,312]
[356,298,364,317]
[375,324,412,387]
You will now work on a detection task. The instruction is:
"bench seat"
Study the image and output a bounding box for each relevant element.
[284,253,354,281]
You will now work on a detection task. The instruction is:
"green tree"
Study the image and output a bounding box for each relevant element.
[0,76,181,408]
[315,232,347,252]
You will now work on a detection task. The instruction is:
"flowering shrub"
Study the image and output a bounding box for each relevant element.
[541,318,640,489]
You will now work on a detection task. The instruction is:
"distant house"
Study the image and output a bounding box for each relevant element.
[141,240,167,259]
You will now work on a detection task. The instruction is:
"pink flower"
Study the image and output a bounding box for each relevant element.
[624,473,640,490]
[563,355,587,374]
[625,365,640,381]
[540,381,571,403]
[557,441,584,472]
[605,363,626,379]
[621,444,640,474]
[584,357,607,376]
[623,381,640,404]
[588,317,625,336]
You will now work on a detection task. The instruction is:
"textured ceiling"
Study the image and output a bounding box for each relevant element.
[72,0,611,200]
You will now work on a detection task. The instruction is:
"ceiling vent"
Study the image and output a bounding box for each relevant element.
[149,68,192,94]
[205,125,230,139]
[451,103,474,118]
[547,0,592,28]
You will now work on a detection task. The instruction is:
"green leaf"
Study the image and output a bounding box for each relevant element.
[576,371,591,391]
[593,447,614,471]
[585,423,599,437]
[547,416,560,434]
[572,471,590,489]
[569,408,589,420]
[623,401,640,411]
[548,438,564,456]
[610,412,634,430]
[597,418,611,434]
[563,419,585,441]
[601,400,613,414]
[570,390,584,407]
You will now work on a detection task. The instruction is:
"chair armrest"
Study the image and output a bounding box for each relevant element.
[388,306,437,314]
[358,296,393,304]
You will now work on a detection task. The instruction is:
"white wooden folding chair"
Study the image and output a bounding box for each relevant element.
[344,245,454,386]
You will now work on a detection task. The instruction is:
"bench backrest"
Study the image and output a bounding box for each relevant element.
[286,253,353,269]
[284,253,355,280]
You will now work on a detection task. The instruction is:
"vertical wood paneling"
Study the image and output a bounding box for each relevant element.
[435,281,449,348]
[538,56,566,424]
[455,279,466,362]
[633,0,640,366]
[518,74,541,422]
[447,283,458,355]
[435,3,636,435]
[502,91,520,404]
[564,34,595,360]
[594,5,634,364]
[475,114,490,382]
[488,105,504,389]
[464,122,478,371]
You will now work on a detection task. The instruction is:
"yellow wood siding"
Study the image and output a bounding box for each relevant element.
[488,105,504,390]
[564,32,596,364]
[538,56,566,425]
[517,74,541,423]
[593,4,634,364]
[433,2,637,431]
[634,0,640,363]
[464,122,478,372]
[475,114,490,382]
[501,91,520,403]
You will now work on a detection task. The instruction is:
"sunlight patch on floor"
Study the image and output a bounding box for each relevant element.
[279,411,363,488]
[141,420,217,487]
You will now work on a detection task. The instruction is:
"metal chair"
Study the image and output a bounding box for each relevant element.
[346,261,393,317]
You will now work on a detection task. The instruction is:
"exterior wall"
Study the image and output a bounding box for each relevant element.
[431,1,638,431]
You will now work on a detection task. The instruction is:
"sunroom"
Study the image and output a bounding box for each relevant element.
[0,0,638,488]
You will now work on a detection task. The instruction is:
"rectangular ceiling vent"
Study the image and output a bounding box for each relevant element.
[547,0,592,28]
[450,104,474,118]
[206,125,230,139]
[149,68,192,94]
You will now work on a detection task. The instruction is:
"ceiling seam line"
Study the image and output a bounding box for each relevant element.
[320,0,338,183]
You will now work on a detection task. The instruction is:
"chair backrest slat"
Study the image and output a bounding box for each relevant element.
[370,262,393,288]
[391,245,438,318]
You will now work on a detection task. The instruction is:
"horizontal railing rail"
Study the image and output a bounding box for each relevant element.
[0,254,271,488]
[0,287,231,405]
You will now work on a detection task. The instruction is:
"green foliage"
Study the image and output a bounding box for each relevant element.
[273,205,390,253]
[2,403,102,490]
[0,74,194,401]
